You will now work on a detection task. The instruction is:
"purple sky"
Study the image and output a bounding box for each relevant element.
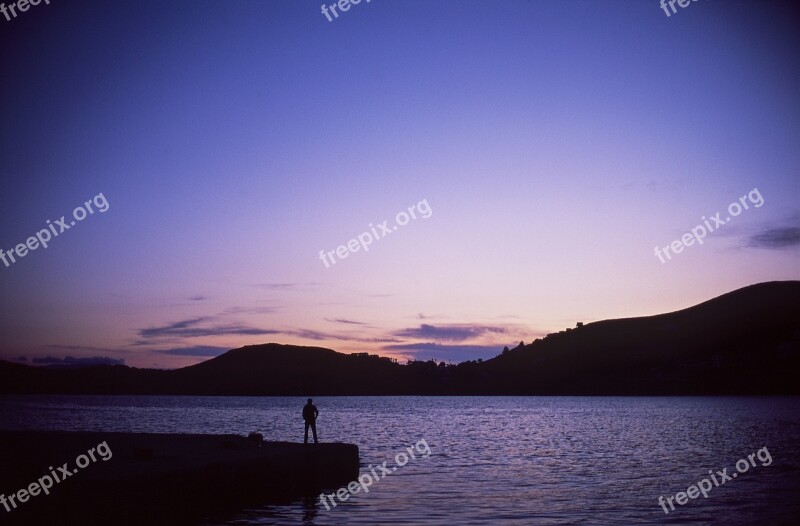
[1,0,798,368]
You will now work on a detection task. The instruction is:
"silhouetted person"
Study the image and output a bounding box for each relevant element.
[303,398,319,444]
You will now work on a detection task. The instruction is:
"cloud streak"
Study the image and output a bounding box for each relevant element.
[138,317,279,340]
[325,318,367,325]
[155,346,230,357]
[383,342,501,362]
[254,283,298,289]
[393,324,509,342]
[31,356,126,367]
[748,226,800,249]
[283,328,401,343]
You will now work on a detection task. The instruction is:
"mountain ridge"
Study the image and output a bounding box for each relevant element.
[2,281,798,395]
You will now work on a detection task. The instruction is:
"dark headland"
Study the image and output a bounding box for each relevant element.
[0,430,358,526]
[1,281,798,395]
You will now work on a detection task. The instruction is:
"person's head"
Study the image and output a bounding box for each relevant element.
[307,398,313,404]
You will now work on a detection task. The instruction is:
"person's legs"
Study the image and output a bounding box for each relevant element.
[304,422,310,444]
[311,422,318,443]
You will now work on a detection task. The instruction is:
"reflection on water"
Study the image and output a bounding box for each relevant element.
[2,396,799,525]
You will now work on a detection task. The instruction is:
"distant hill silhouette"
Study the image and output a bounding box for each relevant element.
[482,280,800,394]
[2,281,798,395]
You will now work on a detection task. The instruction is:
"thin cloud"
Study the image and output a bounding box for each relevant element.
[222,306,276,315]
[383,342,501,362]
[251,282,325,292]
[284,329,331,341]
[408,313,448,320]
[31,356,126,367]
[46,344,120,353]
[393,324,509,342]
[325,318,367,325]
[155,346,229,357]
[254,283,298,289]
[138,317,210,338]
[283,328,401,344]
[748,226,800,249]
[138,317,279,339]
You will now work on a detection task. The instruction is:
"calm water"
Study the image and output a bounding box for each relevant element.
[2,396,799,525]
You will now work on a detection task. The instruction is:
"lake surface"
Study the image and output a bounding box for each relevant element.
[2,396,799,525]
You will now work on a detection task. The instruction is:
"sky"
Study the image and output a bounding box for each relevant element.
[1,0,798,369]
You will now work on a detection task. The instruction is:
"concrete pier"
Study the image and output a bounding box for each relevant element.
[0,431,359,525]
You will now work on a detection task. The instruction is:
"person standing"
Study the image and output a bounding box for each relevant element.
[303,398,319,444]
